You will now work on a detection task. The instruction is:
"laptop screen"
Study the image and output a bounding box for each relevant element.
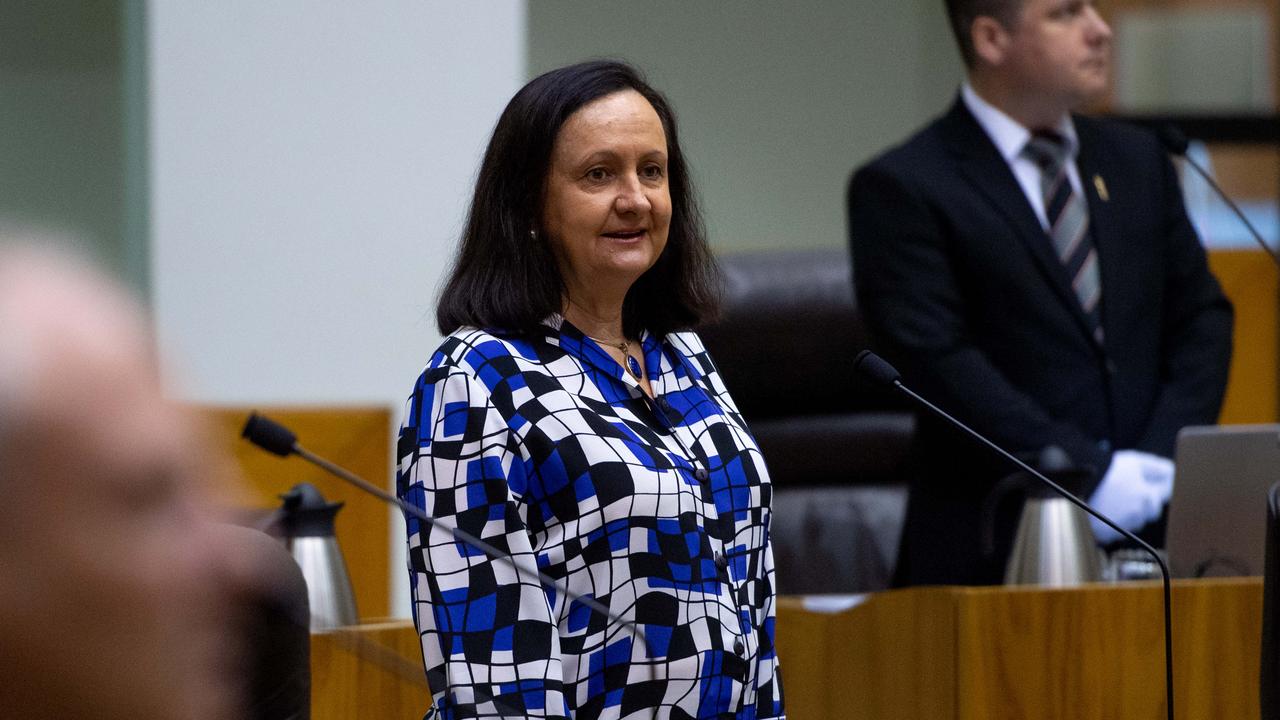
[1168,424,1280,578]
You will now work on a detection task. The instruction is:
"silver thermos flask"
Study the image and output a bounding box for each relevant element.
[278,483,358,630]
[1002,446,1105,587]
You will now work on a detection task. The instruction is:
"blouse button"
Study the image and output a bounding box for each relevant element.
[654,396,680,424]
[733,639,746,656]
[694,467,709,483]
[714,551,728,571]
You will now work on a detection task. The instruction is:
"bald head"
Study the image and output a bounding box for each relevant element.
[0,241,244,720]
[0,244,155,450]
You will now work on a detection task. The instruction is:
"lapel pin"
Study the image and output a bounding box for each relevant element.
[1093,174,1109,202]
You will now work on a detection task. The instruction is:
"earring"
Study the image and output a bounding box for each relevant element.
[529,229,537,240]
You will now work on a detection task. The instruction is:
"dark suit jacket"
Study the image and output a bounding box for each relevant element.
[847,97,1233,586]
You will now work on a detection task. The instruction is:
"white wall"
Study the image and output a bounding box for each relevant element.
[148,1,526,616]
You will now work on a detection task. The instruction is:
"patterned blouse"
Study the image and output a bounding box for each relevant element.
[396,316,785,720]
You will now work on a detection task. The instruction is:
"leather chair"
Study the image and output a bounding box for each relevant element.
[699,248,915,593]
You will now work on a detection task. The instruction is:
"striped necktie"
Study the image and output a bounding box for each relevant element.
[1024,131,1104,344]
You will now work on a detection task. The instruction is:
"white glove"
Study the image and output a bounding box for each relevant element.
[1087,450,1174,544]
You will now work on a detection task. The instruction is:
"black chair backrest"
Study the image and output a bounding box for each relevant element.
[1262,482,1280,719]
[698,248,900,419]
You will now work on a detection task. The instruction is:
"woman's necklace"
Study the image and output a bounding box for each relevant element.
[564,299,644,381]
[590,335,644,381]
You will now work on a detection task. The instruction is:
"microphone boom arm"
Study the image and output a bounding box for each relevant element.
[1179,153,1280,267]
[855,351,1175,720]
[242,413,648,650]
[1161,124,1280,268]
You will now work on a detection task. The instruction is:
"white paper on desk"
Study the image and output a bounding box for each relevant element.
[801,594,868,614]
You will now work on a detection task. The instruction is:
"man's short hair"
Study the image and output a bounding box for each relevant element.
[945,0,1025,67]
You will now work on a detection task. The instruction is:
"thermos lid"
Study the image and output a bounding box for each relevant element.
[1023,445,1095,498]
[278,482,344,538]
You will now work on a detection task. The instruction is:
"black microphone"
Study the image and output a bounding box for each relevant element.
[1158,125,1280,268]
[853,351,1176,720]
[242,413,297,457]
[241,412,654,713]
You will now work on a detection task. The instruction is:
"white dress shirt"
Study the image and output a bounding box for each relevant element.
[961,82,1084,231]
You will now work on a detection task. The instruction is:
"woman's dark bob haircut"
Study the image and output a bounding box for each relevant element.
[436,59,720,338]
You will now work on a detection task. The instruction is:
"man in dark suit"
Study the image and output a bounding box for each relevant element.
[847,0,1233,586]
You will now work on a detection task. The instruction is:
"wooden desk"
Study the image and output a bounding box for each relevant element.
[312,621,430,720]
[311,579,1263,719]
[776,579,1263,720]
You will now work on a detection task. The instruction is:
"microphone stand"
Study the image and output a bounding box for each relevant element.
[1160,125,1280,268]
[241,412,656,718]
[854,351,1175,720]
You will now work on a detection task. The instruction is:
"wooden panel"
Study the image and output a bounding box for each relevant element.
[1205,144,1280,201]
[203,406,395,620]
[830,589,958,720]
[1170,579,1264,719]
[956,583,1166,719]
[773,597,837,720]
[777,590,961,720]
[319,581,1261,720]
[953,579,1262,719]
[312,621,430,720]
[1209,249,1279,424]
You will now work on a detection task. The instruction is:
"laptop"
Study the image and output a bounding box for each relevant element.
[1167,424,1280,578]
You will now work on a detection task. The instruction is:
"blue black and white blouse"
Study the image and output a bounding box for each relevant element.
[396,316,785,720]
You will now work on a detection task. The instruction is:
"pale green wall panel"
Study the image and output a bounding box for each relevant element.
[0,1,144,292]
[528,0,962,253]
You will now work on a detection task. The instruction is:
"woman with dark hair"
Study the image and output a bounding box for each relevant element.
[397,60,784,720]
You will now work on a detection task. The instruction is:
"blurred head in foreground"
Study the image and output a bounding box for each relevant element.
[0,238,244,720]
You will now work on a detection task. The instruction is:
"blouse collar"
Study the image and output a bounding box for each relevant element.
[538,315,706,391]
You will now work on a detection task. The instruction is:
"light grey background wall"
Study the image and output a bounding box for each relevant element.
[529,0,963,254]
[147,1,527,616]
[148,2,524,406]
